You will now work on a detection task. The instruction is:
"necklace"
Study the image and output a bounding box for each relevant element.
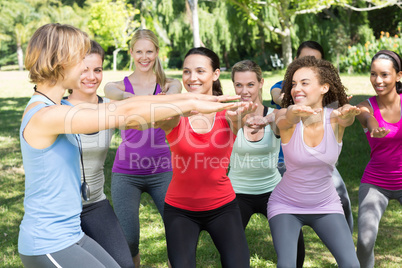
[34,86,90,200]
[34,85,56,104]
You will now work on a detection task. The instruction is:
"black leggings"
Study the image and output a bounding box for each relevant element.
[81,199,134,268]
[163,199,250,268]
[236,193,305,268]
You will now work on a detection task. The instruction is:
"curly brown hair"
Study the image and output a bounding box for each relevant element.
[281,56,349,108]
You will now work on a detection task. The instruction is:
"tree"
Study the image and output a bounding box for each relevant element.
[228,0,338,66]
[0,0,87,70]
[227,0,401,66]
[1,0,37,70]
[187,0,201,47]
[88,0,139,71]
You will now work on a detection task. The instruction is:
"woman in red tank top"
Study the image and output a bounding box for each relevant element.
[157,47,256,268]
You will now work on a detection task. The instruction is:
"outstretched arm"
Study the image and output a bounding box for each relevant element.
[104,81,134,100]
[276,105,322,130]
[244,110,279,136]
[331,104,361,142]
[274,105,322,143]
[356,101,390,138]
[333,104,361,127]
[24,94,241,149]
[226,102,258,134]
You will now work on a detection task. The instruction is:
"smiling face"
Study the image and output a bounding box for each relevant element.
[291,67,328,109]
[182,54,220,95]
[79,53,103,95]
[233,71,263,104]
[370,58,401,96]
[131,39,158,73]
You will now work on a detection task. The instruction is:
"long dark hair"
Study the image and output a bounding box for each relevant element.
[372,50,402,94]
[184,47,223,96]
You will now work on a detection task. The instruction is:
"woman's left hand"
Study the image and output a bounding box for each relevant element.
[245,112,276,133]
[334,104,361,119]
[226,101,258,119]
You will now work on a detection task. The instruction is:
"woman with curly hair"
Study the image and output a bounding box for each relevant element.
[270,41,354,234]
[267,56,360,267]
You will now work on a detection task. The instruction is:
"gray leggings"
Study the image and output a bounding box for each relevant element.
[332,168,354,233]
[19,235,120,268]
[111,171,172,256]
[356,183,402,268]
[269,213,360,268]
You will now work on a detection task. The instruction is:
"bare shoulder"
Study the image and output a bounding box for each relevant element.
[165,78,182,94]
[105,80,126,91]
[356,99,373,114]
[23,103,73,136]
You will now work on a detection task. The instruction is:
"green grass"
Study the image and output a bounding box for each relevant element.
[1,70,401,267]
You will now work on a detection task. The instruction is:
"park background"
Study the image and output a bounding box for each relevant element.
[1,0,401,267]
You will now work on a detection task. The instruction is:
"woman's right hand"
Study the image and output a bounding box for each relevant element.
[288,104,322,117]
[192,99,245,114]
[191,93,241,103]
[370,127,390,138]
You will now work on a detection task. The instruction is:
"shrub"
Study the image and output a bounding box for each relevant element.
[339,28,402,73]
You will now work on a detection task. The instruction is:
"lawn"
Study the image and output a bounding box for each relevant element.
[0,70,401,267]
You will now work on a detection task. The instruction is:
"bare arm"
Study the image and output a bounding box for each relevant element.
[154,115,181,134]
[23,94,241,149]
[244,110,279,136]
[330,104,361,142]
[356,101,390,138]
[332,104,361,128]
[104,81,134,100]
[226,102,258,134]
[274,105,322,143]
[271,87,284,107]
[276,105,321,130]
[157,95,244,134]
[164,78,182,95]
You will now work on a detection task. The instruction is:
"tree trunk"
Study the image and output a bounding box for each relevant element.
[113,48,121,71]
[281,30,292,67]
[17,44,23,71]
[188,0,201,47]
[223,50,230,70]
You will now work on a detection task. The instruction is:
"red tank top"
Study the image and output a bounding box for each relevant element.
[165,111,236,211]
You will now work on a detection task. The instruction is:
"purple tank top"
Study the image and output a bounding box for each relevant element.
[361,94,402,190]
[112,77,172,175]
[268,108,344,220]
